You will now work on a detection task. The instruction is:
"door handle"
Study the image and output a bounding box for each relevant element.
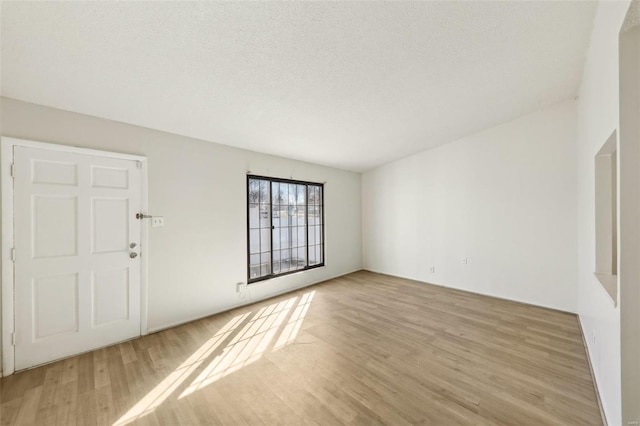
[130,252,138,259]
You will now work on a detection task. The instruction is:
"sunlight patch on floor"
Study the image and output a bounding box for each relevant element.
[112,312,250,426]
[274,290,315,350]
[179,294,309,398]
[113,291,316,425]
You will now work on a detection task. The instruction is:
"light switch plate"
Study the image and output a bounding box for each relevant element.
[151,216,165,227]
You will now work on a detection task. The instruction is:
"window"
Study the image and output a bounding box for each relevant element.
[247,175,324,283]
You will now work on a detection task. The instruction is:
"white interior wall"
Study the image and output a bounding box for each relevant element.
[0,97,363,375]
[619,7,640,424]
[576,2,632,425]
[362,100,578,313]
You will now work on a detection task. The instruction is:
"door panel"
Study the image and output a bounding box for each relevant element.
[32,159,78,186]
[33,195,78,258]
[91,166,129,189]
[13,146,143,371]
[92,268,129,326]
[33,273,79,339]
[92,197,129,253]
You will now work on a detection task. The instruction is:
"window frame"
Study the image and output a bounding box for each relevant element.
[246,174,325,284]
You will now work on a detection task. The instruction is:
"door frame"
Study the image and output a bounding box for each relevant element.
[1,137,149,376]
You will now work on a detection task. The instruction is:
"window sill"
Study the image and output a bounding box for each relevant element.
[593,272,618,306]
[248,264,326,285]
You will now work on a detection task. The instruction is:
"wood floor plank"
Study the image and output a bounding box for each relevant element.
[0,271,602,425]
[12,385,42,426]
[0,398,22,426]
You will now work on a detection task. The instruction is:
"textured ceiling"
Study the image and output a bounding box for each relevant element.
[1,1,597,172]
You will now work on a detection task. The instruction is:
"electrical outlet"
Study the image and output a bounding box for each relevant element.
[462,258,468,264]
[151,216,165,227]
[430,266,435,273]
[236,282,247,293]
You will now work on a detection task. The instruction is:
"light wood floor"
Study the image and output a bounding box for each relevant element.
[1,271,602,425]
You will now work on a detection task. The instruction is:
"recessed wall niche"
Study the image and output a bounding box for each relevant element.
[594,131,618,304]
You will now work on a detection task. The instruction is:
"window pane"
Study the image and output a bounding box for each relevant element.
[249,229,260,254]
[297,185,306,204]
[291,226,298,248]
[259,180,270,205]
[297,247,306,266]
[249,203,260,228]
[308,186,318,205]
[281,226,290,249]
[318,190,323,224]
[308,189,320,224]
[273,250,281,274]
[259,204,270,228]
[288,184,295,204]
[297,205,306,225]
[294,249,305,269]
[272,226,280,250]
[306,185,313,205]
[248,179,260,203]
[290,248,300,270]
[281,248,291,272]
[272,182,280,204]
[260,228,270,253]
[309,245,322,265]
[308,225,315,246]
[288,206,294,227]
[261,253,271,276]
[250,265,261,279]
[250,252,262,279]
[309,245,317,264]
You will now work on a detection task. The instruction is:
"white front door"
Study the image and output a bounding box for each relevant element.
[13,146,143,370]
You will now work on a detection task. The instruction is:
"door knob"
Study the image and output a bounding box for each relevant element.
[130,242,137,249]
[130,252,138,259]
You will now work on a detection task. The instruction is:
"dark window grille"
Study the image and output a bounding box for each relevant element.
[247,175,324,283]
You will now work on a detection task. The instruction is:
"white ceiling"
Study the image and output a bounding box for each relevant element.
[1,1,597,172]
